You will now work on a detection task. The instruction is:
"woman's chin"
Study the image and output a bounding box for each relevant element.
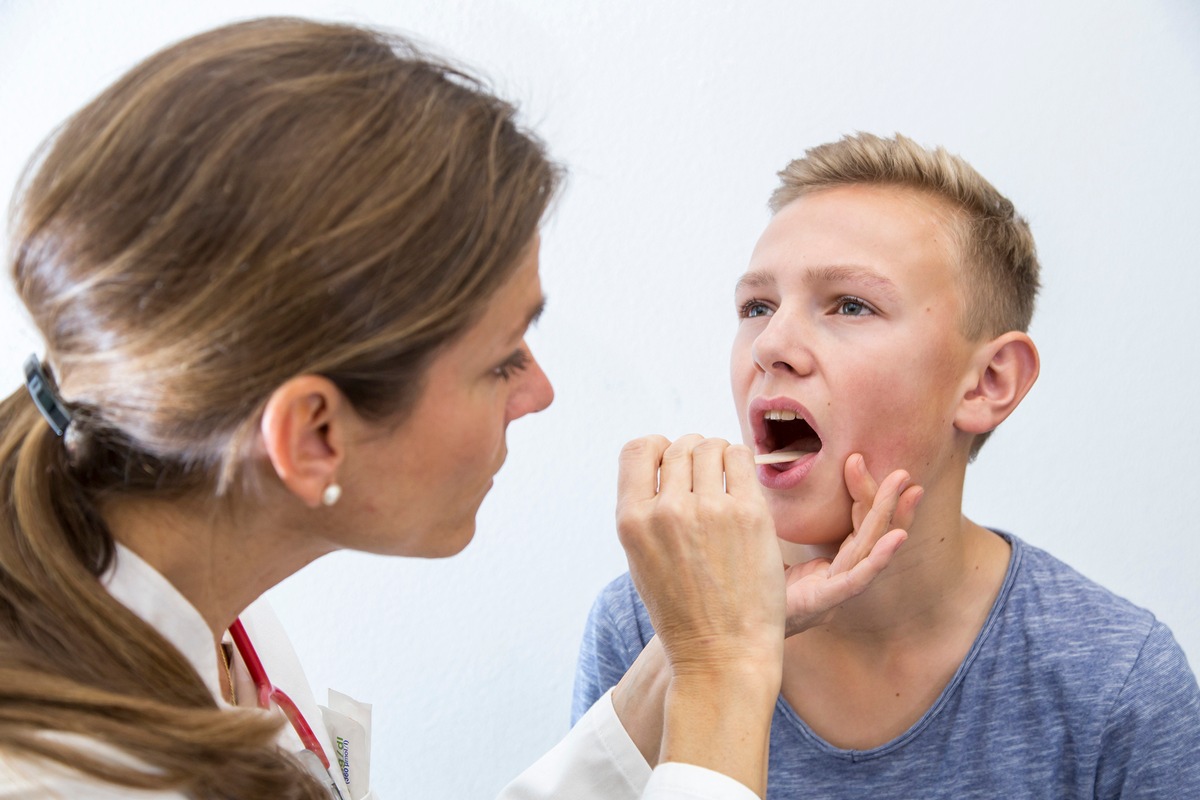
[361,520,478,559]
[426,521,479,559]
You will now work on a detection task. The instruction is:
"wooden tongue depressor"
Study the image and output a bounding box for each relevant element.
[754,450,806,465]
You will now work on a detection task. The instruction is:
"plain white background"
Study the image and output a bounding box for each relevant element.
[2,1,1198,796]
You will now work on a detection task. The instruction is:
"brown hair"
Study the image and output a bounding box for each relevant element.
[769,132,1039,457]
[1,16,560,798]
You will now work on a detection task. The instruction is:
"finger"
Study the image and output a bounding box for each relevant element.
[658,434,705,496]
[787,528,907,625]
[857,469,910,544]
[843,453,879,503]
[790,529,908,634]
[723,443,761,499]
[891,484,924,533]
[691,437,730,496]
[617,435,671,509]
[829,469,909,575]
[844,453,878,532]
[830,528,908,600]
[831,460,896,574]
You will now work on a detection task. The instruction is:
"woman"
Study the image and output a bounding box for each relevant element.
[0,17,910,799]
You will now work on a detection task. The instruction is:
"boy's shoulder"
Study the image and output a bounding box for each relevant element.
[984,532,1199,777]
[989,531,1180,685]
[1002,531,1157,637]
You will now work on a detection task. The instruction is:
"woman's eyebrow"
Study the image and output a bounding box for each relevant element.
[506,297,546,342]
[806,265,900,303]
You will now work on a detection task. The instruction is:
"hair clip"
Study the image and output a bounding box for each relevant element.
[23,354,72,436]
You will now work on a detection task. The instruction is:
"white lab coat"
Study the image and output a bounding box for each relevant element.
[0,545,755,800]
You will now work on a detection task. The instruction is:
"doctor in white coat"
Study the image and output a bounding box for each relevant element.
[0,17,913,800]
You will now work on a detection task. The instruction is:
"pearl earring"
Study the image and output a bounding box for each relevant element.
[322,482,342,507]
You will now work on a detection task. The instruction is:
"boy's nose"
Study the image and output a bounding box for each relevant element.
[751,313,815,377]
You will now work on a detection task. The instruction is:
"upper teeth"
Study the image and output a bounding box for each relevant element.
[764,410,798,421]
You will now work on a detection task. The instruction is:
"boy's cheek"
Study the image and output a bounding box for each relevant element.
[767,482,854,546]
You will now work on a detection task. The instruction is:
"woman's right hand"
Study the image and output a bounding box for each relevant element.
[616,434,784,682]
[615,434,784,796]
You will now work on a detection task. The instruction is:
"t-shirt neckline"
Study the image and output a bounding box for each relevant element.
[775,529,1023,761]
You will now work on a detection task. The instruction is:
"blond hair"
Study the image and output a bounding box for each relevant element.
[771,132,1039,341]
[1,17,559,797]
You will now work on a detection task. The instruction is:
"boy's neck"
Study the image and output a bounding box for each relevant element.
[782,480,1011,645]
[777,495,1013,750]
[823,516,1009,643]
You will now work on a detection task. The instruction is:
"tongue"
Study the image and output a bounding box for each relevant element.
[778,433,820,454]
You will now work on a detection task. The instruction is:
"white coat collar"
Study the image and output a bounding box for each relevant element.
[101,542,223,702]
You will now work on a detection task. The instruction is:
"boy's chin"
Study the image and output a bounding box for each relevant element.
[769,499,853,550]
[775,522,852,552]
[777,530,851,547]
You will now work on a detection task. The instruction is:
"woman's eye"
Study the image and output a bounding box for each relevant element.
[495,349,531,381]
[739,300,773,319]
[835,296,874,316]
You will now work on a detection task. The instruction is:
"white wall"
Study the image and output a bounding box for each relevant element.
[2,0,1198,796]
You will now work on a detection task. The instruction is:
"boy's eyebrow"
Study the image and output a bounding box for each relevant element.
[734,266,900,303]
[734,270,775,294]
[807,265,901,303]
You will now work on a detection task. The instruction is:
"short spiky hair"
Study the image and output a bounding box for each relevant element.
[771,132,1040,341]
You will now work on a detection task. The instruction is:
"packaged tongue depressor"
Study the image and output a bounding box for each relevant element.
[320,689,373,800]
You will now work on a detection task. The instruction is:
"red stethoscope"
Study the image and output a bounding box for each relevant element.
[229,618,347,799]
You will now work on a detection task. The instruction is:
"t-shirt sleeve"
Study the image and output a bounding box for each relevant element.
[572,577,645,725]
[1094,620,1200,798]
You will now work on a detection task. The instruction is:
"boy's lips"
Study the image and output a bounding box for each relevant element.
[748,396,824,489]
[748,397,823,452]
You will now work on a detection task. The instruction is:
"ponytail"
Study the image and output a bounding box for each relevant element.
[0,387,325,797]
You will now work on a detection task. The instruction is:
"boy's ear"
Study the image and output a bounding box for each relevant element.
[259,375,347,508]
[954,331,1040,437]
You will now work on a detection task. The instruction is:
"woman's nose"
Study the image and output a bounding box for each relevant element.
[507,349,554,422]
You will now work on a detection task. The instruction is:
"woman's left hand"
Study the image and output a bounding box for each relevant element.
[783,453,922,637]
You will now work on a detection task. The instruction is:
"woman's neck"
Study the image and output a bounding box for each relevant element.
[101,491,332,641]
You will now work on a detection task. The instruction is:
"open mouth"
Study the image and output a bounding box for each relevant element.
[761,409,822,463]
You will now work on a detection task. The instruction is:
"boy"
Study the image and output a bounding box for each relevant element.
[574,133,1200,797]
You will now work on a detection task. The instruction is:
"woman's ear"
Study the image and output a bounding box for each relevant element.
[259,375,346,508]
[954,331,1040,436]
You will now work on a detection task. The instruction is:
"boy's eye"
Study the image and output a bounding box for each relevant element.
[835,296,874,316]
[739,300,773,319]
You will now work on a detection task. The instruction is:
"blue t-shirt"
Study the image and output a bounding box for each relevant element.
[573,533,1200,798]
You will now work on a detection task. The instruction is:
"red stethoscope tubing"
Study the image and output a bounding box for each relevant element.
[228,618,332,770]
